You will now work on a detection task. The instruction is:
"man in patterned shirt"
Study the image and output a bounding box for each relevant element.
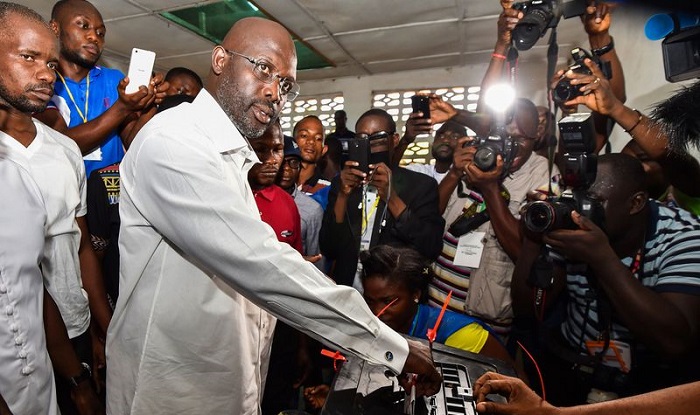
[512,153,700,405]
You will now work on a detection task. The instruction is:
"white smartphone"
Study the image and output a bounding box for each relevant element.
[125,48,156,94]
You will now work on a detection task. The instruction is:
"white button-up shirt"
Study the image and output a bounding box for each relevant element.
[0,121,90,339]
[106,90,408,414]
[0,155,58,415]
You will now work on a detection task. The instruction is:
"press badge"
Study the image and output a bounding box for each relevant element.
[585,339,632,373]
[453,231,486,269]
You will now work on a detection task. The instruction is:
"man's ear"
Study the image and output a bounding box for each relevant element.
[629,191,648,215]
[211,46,228,76]
[49,20,60,37]
[321,144,328,157]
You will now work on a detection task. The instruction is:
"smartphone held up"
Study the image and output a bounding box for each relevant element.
[125,48,156,94]
[348,135,370,174]
[411,95,431,119]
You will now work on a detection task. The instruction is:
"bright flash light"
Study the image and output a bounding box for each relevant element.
[483,83,516,113]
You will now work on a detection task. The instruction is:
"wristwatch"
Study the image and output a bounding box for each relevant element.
[68,362,92,389]
[592,37,614,56]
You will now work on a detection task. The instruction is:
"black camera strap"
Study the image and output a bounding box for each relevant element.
[545,27,559,197]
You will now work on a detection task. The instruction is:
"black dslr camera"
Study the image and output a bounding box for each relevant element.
[522,113,604,233]
[464,133,519,173]
[511,0,587,51]
[553,47,613,106]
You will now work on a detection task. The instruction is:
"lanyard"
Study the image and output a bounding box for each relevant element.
[361,190,380,235]
[56,71,90,124]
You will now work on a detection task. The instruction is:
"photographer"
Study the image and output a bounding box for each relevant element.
[319,109,444,288]
[558,59,700,215]
[430,98,559,339]
[512,153,700,405]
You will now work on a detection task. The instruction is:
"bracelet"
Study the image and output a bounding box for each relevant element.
[624,109,643,134]
[68,362,92,389]
[591,37,614,56]
[491,52,507,60]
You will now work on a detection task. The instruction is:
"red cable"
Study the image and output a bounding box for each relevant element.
[517,340,546,401]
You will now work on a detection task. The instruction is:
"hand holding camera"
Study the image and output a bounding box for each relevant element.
[582,1,615,36]
[553,53,621,116]
[497,5,525,47]
[541,210,613,264]
[452,138,504,192]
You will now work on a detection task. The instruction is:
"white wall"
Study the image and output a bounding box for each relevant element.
[297,5,696,155]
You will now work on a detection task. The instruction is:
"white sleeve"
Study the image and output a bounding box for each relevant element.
[130,129,409,373]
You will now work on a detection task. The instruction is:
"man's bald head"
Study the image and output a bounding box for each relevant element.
[221,17,295,57]
[207,17,298,140]
[51,0,100,23]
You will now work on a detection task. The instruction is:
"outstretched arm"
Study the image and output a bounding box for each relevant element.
[474,371,700,415]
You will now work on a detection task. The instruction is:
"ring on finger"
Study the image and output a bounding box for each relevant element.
[593,77,600,84]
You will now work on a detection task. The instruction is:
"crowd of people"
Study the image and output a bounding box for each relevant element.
[1,0,699,414]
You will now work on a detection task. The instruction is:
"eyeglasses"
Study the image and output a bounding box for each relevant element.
[355,131,395,141]
[282,157,301,170]
[223,49,300,101]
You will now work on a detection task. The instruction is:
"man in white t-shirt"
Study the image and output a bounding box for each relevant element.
[406,120,467,184]
[0,3,103,413]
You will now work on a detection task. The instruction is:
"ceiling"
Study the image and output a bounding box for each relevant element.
[24,0,606,83]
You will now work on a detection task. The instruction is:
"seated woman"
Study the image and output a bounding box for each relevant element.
[304,245,519,410]
[359,245,513,362]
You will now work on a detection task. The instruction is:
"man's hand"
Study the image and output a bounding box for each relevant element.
[582,1,615,36]
[449,137,474,177]
[70,381,104,415]
[90,324,106,394]
[403,112,433,144]
[304,384,330,409]
[473,372,558,415]
[543,211,614,264]
[464,151,503,193]
[303,254,323,264]
[497,7,524,47]
[116,77,157,113]
[151,72,170,106]
[339,160,367,196]
[428,94,458,124]
[559,58,621,116]
[400,339,442,397]
[369,163,393,201]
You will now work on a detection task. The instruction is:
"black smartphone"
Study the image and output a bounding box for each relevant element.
[411,95,431,119]
[348,136,370,174]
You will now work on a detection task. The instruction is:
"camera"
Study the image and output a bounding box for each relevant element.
[552,47,613,106]
[464,134,519,173]
[522,113,604,233]
[511,0,587,51]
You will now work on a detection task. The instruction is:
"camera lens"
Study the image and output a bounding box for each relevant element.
[553,78,579,105]
[474,145,497,171]
[524,201,556,233]
[512,8,553,51]
[524,199,577,232]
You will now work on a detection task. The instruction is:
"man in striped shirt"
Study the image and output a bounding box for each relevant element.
[512,153,700,405]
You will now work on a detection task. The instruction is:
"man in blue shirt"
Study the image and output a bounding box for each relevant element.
[35,0,166,177]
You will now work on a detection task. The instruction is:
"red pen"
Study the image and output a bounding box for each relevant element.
[376,297,399,317]
[426,291,452,347]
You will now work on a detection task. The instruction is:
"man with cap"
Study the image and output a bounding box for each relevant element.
[277,134,324,267]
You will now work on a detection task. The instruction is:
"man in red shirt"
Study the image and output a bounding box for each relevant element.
[248,121,303,253]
